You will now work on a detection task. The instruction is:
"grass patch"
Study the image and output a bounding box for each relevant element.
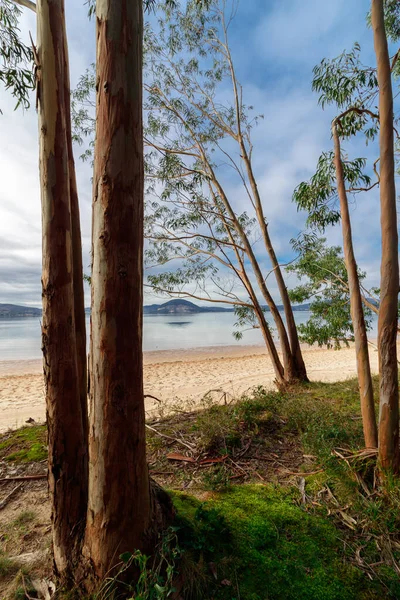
[12,511,36,529]
[0,425,47,463]
[0,555,15,578]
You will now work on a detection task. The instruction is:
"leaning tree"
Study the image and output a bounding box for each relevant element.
[72,0,309,386]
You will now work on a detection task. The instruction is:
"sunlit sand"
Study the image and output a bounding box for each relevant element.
[0,344,380,433]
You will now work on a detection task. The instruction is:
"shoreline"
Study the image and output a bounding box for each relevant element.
[0,343,380,433]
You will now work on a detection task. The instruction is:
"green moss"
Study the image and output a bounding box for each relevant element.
[0,425,47,463]
[171,485,382,600]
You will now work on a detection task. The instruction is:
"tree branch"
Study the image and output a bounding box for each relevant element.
[12,0,36,13]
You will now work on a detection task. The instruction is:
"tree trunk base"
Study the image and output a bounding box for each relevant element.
[74,479,174,595]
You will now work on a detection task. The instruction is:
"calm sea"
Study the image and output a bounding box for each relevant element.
[0,311,378,361]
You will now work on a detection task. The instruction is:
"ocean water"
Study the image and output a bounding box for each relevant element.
[0,310,378,361]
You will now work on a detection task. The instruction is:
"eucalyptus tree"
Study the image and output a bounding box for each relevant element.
[143,0,307,384]
[371,0,399,472]
[293,1,400,462]
[293,138,378,448]
[72,0,309,385]
[2,0,89,579]
[3,0,173,586]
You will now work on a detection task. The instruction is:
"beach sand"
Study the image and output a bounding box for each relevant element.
[0,344,380,432]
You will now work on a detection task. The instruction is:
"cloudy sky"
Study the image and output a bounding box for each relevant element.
[0,0,392,308]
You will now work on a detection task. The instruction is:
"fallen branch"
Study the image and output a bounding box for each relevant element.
[166,453,195,463]
[0,475,47,483]
[0,483,23,509]
[144,394,163,403]
[145,424,195,452]
[280,469,323,477]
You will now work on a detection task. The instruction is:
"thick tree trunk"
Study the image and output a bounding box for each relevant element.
[85,0,151,579]
[372,0,400,472]
[332,123,378,449]
[37,0,88,578]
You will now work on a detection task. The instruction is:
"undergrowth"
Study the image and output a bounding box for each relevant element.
[2,376,400,599]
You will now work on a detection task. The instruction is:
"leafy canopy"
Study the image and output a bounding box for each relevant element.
[0,0,34,111]
[288,237,374,350]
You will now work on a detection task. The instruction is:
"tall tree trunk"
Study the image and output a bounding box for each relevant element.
[219,210,285,383]
[372,0,400,472]
[62,3,89,453]
[85,0,151,579]
[243,238,297,382]
[240,153,308,382]
[332,123,378,449]
[209,177,296,382]
[223,36,307,383]
[37,0,88,578]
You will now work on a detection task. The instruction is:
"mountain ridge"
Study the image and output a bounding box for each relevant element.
[0,299,312,317]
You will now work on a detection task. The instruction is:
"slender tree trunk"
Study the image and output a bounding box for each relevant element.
[209,177,296,381]
[241,153,308,382]
[260,220,307,381]
[243,236,297,382]
[62,4,89,452]
[37,0,88,578]
[219,211,285,383]
[372,0,400,472]
[236,263,285,383]
[224,40,307,383]
[332,123,378,449]
[254,304,285,383]
[85,0,151,579]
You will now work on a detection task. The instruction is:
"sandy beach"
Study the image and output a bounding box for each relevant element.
[0,344,380,432]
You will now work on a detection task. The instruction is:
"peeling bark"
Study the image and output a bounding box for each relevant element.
[36,0,88,579]
[372,0,400,472]
[85,0,152,579]
[332,123,378,449]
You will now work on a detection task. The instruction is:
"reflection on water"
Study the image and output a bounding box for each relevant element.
[0,310,379,360]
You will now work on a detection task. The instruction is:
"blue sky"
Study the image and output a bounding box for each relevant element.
[0,0,392,307]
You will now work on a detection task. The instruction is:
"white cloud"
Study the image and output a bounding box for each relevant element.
[0,0,390,309]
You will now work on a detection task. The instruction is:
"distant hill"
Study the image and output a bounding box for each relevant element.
[0,304,42,318]
[143,299,231,315]
[143,299,312,314]
[0,299,314,318]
